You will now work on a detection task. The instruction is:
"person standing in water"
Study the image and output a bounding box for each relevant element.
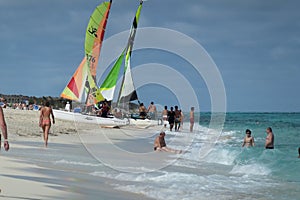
[174,106,181,131]
[168,107,175,131]
[242,129,255,147]
[39,101,55,147]
[147,102,157,120]
[180,109,184,131]
[190,107,195,132]
[265,127,274,149]
[162,106,168,128]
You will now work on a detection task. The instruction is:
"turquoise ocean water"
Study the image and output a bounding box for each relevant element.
[7,112,300,200]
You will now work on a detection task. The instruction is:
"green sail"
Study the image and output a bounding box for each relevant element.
[99,51,125,101]
[118,1,143,104]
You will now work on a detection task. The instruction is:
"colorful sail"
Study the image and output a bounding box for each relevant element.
[61,56,105,103]
[118,1,143,104]
[85,0,112,80]
[61,58,88,102]
[61,1,112,104]
[99,50,125,101]
[86,66,105,105]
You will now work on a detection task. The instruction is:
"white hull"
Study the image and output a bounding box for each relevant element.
[53,109,129,128]
[129,118,162,129]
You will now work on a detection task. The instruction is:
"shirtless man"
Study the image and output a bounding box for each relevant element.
[265,127,274,149]
[242,129,255,147]
[139,103,147,119]
[0,107,9,151]
[153,132,181,153]
[190,107,194,132]
[168,107,175,131]
[162,106,168,128]
[39,101,55,147]
[147,102,157,120]
[174,106,181,131]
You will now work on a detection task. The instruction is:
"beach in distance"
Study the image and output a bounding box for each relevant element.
[1,109,300,200]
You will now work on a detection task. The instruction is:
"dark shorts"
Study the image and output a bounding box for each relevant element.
[266,146,274,149]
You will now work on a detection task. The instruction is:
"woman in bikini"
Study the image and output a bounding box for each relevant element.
[242,129,255,147]
[39,101,55,147]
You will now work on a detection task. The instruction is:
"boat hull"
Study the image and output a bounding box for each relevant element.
[53,109,129,128]
[129,118,162,129]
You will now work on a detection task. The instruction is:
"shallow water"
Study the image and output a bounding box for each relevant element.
[8,113,300,200]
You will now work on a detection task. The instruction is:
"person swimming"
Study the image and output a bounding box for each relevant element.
[242,129,255,147]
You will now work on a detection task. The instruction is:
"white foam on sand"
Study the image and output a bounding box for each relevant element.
[54,159,103,167]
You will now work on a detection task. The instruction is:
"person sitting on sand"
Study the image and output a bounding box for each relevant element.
[39,101,55,147]
[153,132,181,153]
[242,129,255,147]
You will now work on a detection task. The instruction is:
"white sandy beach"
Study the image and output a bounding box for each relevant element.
[1,109,158,200]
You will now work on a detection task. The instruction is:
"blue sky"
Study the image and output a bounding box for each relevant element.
[0,0,299,112]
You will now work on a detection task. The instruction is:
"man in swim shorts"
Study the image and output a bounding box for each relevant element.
[162,106,168,128]
[190,107,194,132]
[265,127,274,149]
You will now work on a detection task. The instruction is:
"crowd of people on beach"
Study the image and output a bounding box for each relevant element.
[138,102,195,133]
[1,97,299,156]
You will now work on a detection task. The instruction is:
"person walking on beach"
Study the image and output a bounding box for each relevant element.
[0,107,9,151]
[180,110,184,131]
[147,102,157,120]
[190,107,194,132]
[0,102,9,193]
[39,101,55,147]
[265,127,274,149]
[153,132,181,153]
[168,107,175,131]
[242,129,255,147]
[174,106,181,131]
[162,106,168,128]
